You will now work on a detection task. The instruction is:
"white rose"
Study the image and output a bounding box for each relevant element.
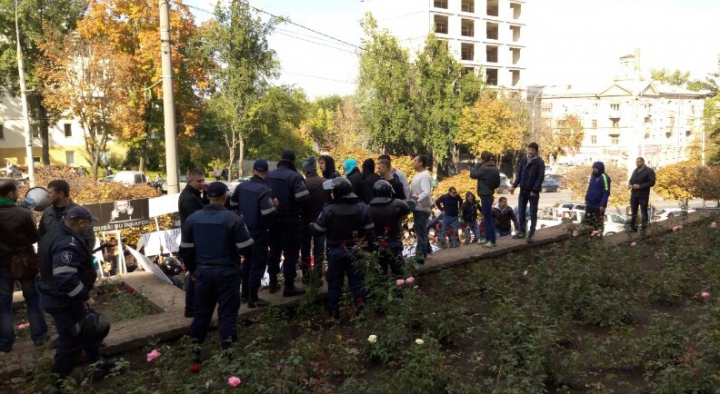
[415,338,425,345]
[368,334,378,344]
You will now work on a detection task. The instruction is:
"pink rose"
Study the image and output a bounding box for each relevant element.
[590,230,598,237]
[227,376,242,387]
[672,225,683,232]
[630,242,637,247]
[523,270,528,276]
[396,279,405,286]
[146,349,162,362]
[701,292,711,299]
[711,222,718,228]
[17,323,28,330]
[572,230,579,237]
[405,277,415,284]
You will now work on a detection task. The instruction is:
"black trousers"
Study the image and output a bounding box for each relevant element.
[630,195,649,231]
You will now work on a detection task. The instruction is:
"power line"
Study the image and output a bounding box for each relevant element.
[274,31,358,55]
[280,70,355,85]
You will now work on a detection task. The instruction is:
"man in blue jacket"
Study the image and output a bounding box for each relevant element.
[584,162,611,233]
[510,142,546,244]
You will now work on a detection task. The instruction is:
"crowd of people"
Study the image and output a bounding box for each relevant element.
[0,141,659,388]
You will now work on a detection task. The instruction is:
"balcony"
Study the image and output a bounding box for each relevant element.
[461,19,474,37]
[609,111,621,119]
[510,25,521,42]
[510,2,522,19]
[510,47,521,64]
[510,70,521,87]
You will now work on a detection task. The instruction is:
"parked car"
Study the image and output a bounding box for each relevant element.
[112,171,149,186]
[544,174,566,189]
[159,175,188,193]
[536,208,627,235]
[556,201,586,215]
[541,175,560,192]
[653,208,696,221]
[99,175,114,183]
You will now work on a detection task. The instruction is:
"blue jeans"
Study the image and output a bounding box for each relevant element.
[413,211,431,264]
[0,264,48,351]
[463,222,480,244]
[326,247,365,317]
[441,215,460,247]
[481,195,496,243]
[517,190,540,237]
[191,266,241,349]
[43,300,99,378]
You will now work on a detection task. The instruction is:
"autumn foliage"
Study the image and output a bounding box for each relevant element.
[565,164,629,207]
[655,162,720,203]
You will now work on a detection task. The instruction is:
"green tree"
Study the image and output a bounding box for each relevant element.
[0,0,87,165]
[357,14,418,156]
[201,0,279,178]
[414,33,482,168]
[543,114,585,161]
[650,68,690,86]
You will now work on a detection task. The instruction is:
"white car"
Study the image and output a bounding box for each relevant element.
[653,208,696,222]
[112,171,149,186]
[536,208,627,236]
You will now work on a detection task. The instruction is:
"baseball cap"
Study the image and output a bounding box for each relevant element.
[66,206,100,224]
[206,182,229,198]
[253,160,269,172]
[281,150,296,162]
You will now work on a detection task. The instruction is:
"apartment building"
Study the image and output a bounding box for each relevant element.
[536,55,707,171]
[0,93,125,168]
[364,0,527,90]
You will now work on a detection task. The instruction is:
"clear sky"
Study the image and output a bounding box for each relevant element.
[183,0,720,98]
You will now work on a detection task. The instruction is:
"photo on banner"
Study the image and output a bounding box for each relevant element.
[85,198,151,231]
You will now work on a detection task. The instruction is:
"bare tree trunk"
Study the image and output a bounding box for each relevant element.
[35,95,51,166]
[238,137,245,178]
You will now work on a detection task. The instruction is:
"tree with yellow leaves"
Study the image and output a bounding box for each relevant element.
[456,90,528,160]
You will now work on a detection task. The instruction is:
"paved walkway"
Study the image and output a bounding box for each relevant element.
[3,212,709,376]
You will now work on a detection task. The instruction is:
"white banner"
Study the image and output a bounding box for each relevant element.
[125,245,173,285]
[138,229,182,256]
[148,193,180,218]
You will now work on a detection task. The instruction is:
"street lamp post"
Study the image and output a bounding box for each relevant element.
[14,0,34,186]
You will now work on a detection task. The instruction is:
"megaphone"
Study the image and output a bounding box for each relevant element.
[24,186,51,212]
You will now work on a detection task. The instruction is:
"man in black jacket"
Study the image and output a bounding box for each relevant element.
[510,142,546,244]
[0,180,48,352]
[344,158,364,197]
[492,197,519,238]
[178,168,207,318]
[628,157,656,232]
[39,180,95,250]
[435,187,463,247]
[377,159,406,200]
[360,158,381,204]
[470,151,501,248]
[300,157,329,287]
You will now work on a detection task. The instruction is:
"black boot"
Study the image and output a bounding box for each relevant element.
[268,276,280,294]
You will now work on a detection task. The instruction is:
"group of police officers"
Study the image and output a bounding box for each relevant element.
[177,150,417,356]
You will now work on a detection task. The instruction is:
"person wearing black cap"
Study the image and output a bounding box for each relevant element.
[179,182,254,355]
[231,160,276,308]
[37,206,114,384]
[300,156,330,287]
[311,178,375,318]
[266,150,310,296]
[510,142,546,244]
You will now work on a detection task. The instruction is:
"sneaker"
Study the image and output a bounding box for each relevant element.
[512,233,526,239]
[482,241,496,248]
[283,287,306,297]
[248,298,271,308]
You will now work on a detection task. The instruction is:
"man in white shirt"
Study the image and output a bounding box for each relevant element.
[410,155,432,265]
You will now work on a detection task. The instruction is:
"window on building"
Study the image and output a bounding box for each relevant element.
[433,0,448,9]
[434,15,448,34]
[31,123,40,138]
[510,70,520,87]
[644,116,651,125]
[591,135,597,145]
[486,22,499,39]
[510,25,521,42]
[611,136,620,145]
[510,47,520,64]
[486,45,498,63]
[612,119,619,128]
[64,123,72,137]
[0,123,4,139]
[591,120,597,129]
[65,150,75,165]
[461,19,474,37]
[610,103,620,111]
[487,0,499,16]
[486,69,498,86]
[461,43,474,61]
[510,2,522,19]
[461,0,474,13]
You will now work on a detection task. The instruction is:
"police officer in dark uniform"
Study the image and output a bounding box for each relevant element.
[368,180,415,279]
[179,182,253,355]
[267,150,310,296]
[312,178,375,318]
[37,206,112,385]
[231,160,276,308]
